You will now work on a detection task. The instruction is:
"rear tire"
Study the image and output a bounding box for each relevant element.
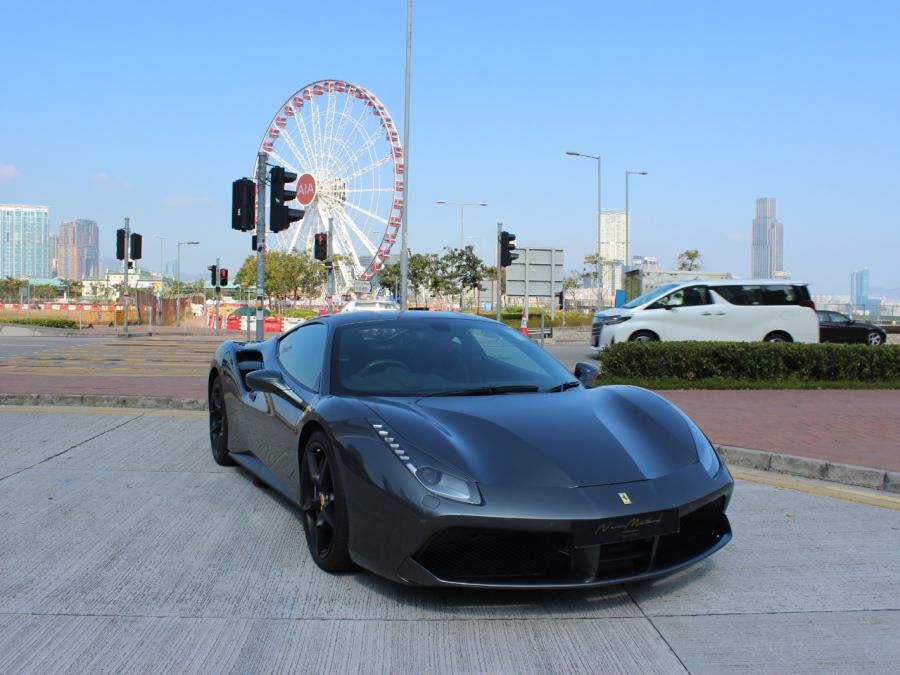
[299,431,355,573]
[763,331,792,343]
[629,330,659,342]
[867,331,884,346]
[208,377,235,466]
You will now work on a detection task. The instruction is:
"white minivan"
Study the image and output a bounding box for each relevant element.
[591,280,819,349]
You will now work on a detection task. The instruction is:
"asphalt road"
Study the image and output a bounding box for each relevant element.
[0,405,897,673]
[543,342,600,371]
[0,336,99,363]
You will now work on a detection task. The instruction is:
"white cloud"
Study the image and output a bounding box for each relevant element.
[162,195,210,208]
[0,163,19,181]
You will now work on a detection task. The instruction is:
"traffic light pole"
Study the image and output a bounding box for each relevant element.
[214,256,221,331]
[495,222,502,322]
[123,217,130,336]
[255,152,267,342]
[327,217,334,314]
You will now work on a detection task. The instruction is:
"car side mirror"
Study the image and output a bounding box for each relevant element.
[246,369,306,408]
[574,362,600,389]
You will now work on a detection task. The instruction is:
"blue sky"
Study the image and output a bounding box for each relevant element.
[2,0,898,294]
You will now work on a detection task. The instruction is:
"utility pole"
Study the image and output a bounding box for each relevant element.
[399,0,413,312]
[214,256,221,331]
[255,151,267,342]
[327,217,335,314]
[495,222,502,322]
[123,217,130,336]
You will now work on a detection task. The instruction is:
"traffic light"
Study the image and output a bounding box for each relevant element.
[219,268,228,287]
[116,228,126,260]
[500,231,518,267]
[130,233,142,260]
[557,291,564,310]
[269,166,304,233]
[208,264,218,286]
[314,232,328,261]
[232,178,255,231]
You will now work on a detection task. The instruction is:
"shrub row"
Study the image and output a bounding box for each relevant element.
[599,341,900,382]
[0,317,78,329]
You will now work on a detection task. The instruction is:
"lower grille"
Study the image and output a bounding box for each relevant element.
[591,323,603,347]
[414,497,729,585]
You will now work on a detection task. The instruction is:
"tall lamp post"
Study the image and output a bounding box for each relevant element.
[176,240,200,326]
[624,170,648,280]
[435,200,488,249]
[566,151,602,309]
[154,235,166,325]
[399,0,413,312]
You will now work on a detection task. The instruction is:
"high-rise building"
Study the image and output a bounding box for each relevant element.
[599,210,627,306]
[0,204,50,279]
[751,197,785,278]
[56,218,100,280]
[851,268,870,306]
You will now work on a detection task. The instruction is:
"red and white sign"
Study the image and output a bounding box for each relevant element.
[296,173,316,206]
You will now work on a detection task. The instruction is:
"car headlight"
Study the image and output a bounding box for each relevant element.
[689,422,721,477]
[603,315,631,325]
[369,420,482,504]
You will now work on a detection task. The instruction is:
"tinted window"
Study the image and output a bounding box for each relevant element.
[650,285,711,309]
[332,318,571,396]
[622,282,681,309]
[278,323,327,391]
[715,285,763,305]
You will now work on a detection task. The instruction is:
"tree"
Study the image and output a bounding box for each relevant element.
[583,253,600,284]
[407,252,434,306]
[677,249,702,271]
[376,261,401,297]
[441,246,485,309]
[232,251,326,303]
[563,271,582,305]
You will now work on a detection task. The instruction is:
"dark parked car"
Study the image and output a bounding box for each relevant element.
[816,311,887,345]
[208,311,733,588]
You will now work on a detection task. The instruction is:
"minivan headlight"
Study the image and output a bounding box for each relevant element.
[603,315,632,325]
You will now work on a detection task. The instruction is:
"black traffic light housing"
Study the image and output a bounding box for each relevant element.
[208,264,218,286]
[500,231,518,267]
[232,178,255,231]
[116,228,126,260]
[219,268,228,287]
[270,166,304,233]
[314,232,328,261]
[557,291,564,310]
[130,233,142,260]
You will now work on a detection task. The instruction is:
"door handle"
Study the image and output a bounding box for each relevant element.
[715,312,726,316]
[701,312,712,316]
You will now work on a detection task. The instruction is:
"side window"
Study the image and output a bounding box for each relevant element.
[278,323,327,392]
[681,285,711,306]
[760,285,798,305]
[715,285,762,305]
[651,289,685,308]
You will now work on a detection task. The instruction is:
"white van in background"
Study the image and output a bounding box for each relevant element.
[591,280,819,349]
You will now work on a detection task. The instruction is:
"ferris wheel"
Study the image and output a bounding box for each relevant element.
[258,79,404,293]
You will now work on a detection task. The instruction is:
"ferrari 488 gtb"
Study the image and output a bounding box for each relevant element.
[208,311,732,588]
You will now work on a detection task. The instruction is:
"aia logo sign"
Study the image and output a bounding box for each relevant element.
[297,174,316,205]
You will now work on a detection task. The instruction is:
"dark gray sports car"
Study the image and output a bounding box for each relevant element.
[208,311,732,588]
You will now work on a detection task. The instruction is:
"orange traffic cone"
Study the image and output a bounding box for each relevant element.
[519,307,529,336]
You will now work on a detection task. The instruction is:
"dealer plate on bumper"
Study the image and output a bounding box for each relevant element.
[574,510,679,546]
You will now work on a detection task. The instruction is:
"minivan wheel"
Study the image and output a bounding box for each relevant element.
[867,331,884,346]
[629,331,659,342]
[763,331,792,343]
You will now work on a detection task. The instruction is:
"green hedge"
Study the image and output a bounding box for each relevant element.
[472,309,594,328]
[0,317,78,329]
[280,308,320,319]
[599,341,900,382]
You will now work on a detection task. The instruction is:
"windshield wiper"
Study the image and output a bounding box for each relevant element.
[545,380,580,392]
[423,385,540,397]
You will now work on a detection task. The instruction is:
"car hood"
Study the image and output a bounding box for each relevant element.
[362,385,698,489]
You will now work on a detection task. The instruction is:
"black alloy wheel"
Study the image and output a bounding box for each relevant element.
[300,431,354,572]
[209,377,235,466]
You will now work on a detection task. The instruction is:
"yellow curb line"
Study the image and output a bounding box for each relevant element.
[734,469,900,511]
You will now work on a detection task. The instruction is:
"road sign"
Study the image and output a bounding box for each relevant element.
[354,280,372,294]
[506,248,564,297]
[297,173,317,206]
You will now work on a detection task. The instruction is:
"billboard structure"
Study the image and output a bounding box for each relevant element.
[505,247,565,317]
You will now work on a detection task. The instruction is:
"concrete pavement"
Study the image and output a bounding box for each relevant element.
[0,406,898,673]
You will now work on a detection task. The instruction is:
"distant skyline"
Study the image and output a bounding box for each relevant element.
[2,1,899,294]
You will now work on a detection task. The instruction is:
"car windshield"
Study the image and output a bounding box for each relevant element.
[621,283,682,309]
[332,318,574,397]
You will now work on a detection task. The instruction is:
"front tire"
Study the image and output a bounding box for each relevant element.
[299,431,354,573]
[763,331,792,343]
[629,330,659,342]
[867,331,884,346]
[208,377,235,466]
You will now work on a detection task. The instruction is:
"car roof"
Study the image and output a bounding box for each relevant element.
[662,279,810,288]
[313,310,497,327]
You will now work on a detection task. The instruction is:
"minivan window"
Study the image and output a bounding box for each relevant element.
[649,285,711,309]
[622,283,681,309]
[716,284,804,306]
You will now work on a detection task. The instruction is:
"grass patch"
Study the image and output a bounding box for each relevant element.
[0,317,78,329]
[594,375,900,390]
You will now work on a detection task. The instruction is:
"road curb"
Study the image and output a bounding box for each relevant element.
[717,444,899,493]
[0,393,207,410]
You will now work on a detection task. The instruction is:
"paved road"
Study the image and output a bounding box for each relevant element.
[0,405,897,673]
[0,336,99,363]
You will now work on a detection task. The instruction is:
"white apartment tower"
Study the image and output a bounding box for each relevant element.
[751,197,784,278]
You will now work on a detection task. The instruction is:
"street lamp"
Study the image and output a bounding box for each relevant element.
[435,200,488,249]
[176,240,200,326]
[566,151,602,309]
[625,170,648,273]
